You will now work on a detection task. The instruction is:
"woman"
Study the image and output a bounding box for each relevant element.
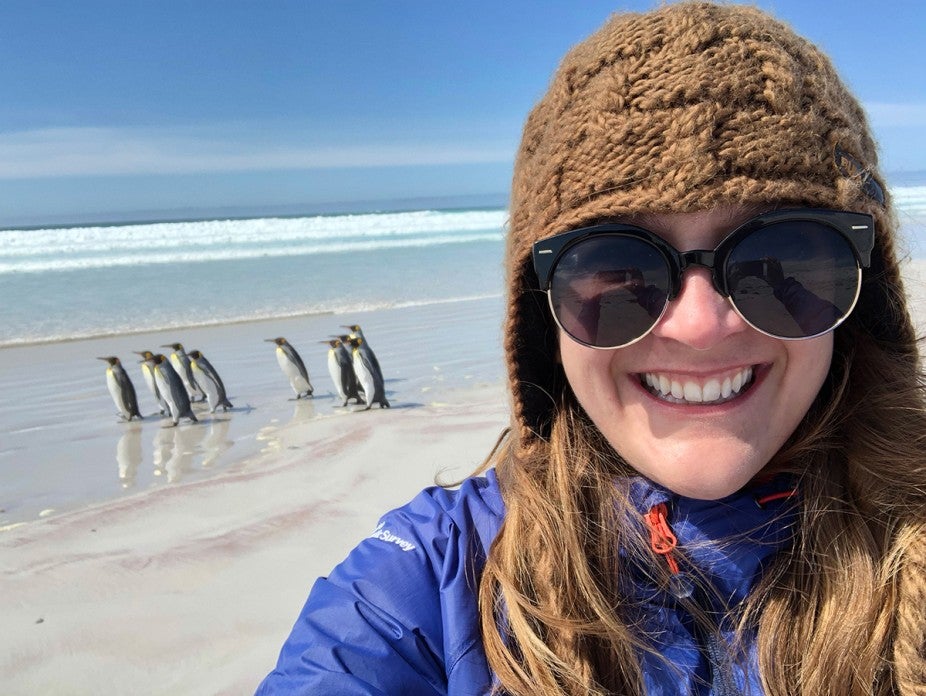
[258,3,926,694]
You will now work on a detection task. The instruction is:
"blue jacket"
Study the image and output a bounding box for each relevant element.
[257,470,797,695]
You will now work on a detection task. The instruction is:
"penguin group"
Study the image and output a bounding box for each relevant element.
[269,324,389,410]
[98,324,390,425]
[98,343,233,426]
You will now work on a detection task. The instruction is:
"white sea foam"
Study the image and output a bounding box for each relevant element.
[894,185,926,216]
[0,209,507,274]
[0,232,503,274]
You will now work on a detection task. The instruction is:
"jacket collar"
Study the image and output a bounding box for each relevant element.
[626,474,799,606]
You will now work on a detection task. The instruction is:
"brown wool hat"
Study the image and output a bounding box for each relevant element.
[504,2,893,449]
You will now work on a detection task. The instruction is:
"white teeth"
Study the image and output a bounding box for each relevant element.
[642,366,754,405]
[732,371,743,392]
[721,377,732,399]
[683,382,702,402]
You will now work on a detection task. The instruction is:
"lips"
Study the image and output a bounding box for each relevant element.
[640,366,755,405]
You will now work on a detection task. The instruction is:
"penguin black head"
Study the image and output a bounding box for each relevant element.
[320,339,340,348]
[152,354,168,365]
[347,337,362,348]
[134,350,156,360]
[162,343,184,351]
[265,337,288,346]
[97,356,120,366]
[188,350,203,359]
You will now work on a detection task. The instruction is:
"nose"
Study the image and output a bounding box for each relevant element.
[650,267,747,349]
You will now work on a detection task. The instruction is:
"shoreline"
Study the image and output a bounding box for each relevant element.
[0,292,504,350]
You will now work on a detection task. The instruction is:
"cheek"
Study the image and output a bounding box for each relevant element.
[558,333,626,406]
[787,335,833,406]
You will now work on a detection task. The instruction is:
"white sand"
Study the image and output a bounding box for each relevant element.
[2,259,926,696]
[1,296,507,695]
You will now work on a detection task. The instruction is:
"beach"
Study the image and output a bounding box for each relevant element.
[0,295,508,694]
[3,255,926,695]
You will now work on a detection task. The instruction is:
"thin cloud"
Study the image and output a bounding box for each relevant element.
[0,126,515,179]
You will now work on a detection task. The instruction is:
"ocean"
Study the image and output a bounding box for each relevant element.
[0,207,508,347]
[2,182,925,347]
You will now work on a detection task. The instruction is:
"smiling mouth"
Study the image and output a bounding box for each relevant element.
[640,366,756,405]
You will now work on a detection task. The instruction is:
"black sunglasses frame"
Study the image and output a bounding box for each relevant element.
[532,208,876,347]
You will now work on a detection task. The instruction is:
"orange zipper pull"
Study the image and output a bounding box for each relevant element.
[645,502,680,574]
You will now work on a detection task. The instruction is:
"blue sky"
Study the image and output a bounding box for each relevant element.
[1,0,924,226]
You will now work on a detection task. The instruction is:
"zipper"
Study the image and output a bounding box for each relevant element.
[644,502,741,695]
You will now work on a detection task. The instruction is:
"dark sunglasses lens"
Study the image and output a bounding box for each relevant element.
[549,236,670,347]
[725,221,860,338]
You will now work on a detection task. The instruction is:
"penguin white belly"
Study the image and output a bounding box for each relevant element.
[277,348,310,392]
[106,369,127,416]
[153,367,182,423]
[140,364,157,396]
[169,354,190,387]
[327,351,346,402]
[192,364,220,411]
[352,352,375,402]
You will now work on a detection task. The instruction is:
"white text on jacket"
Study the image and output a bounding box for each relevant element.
[368,521,417,552]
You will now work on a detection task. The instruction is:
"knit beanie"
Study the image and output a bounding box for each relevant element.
[504,1,894,448]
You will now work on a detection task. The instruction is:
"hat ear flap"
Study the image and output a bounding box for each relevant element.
[849,242,916,352]
[508,256,564,442]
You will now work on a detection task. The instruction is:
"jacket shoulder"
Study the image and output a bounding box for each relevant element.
[257,471,505,695]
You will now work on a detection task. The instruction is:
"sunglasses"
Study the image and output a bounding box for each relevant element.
[532,209,875,349]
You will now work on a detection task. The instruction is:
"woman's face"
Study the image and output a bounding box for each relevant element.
[558,206,834,499]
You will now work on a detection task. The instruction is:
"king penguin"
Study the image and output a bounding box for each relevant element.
[162,342,206,403]
[143,354,198,426]
[188,349,233,413]
[348,336,389,409]
[265,337,314,399]
[134,350,170,415]
[321,338,363,407]
[342,324,381,375]
[98,356,142,421]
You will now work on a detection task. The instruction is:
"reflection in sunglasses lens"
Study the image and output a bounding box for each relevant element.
[550,236,669,347]
[726,222,858,338]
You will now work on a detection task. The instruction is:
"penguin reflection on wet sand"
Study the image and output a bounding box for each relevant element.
[322,339,363,407]
[348,337,389,409]
[162,342,206,403]
[188,349,233,413]
[98,356,142,421]
[134,350,170,415]
[266,337,314,399]
[142,354,198,426]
